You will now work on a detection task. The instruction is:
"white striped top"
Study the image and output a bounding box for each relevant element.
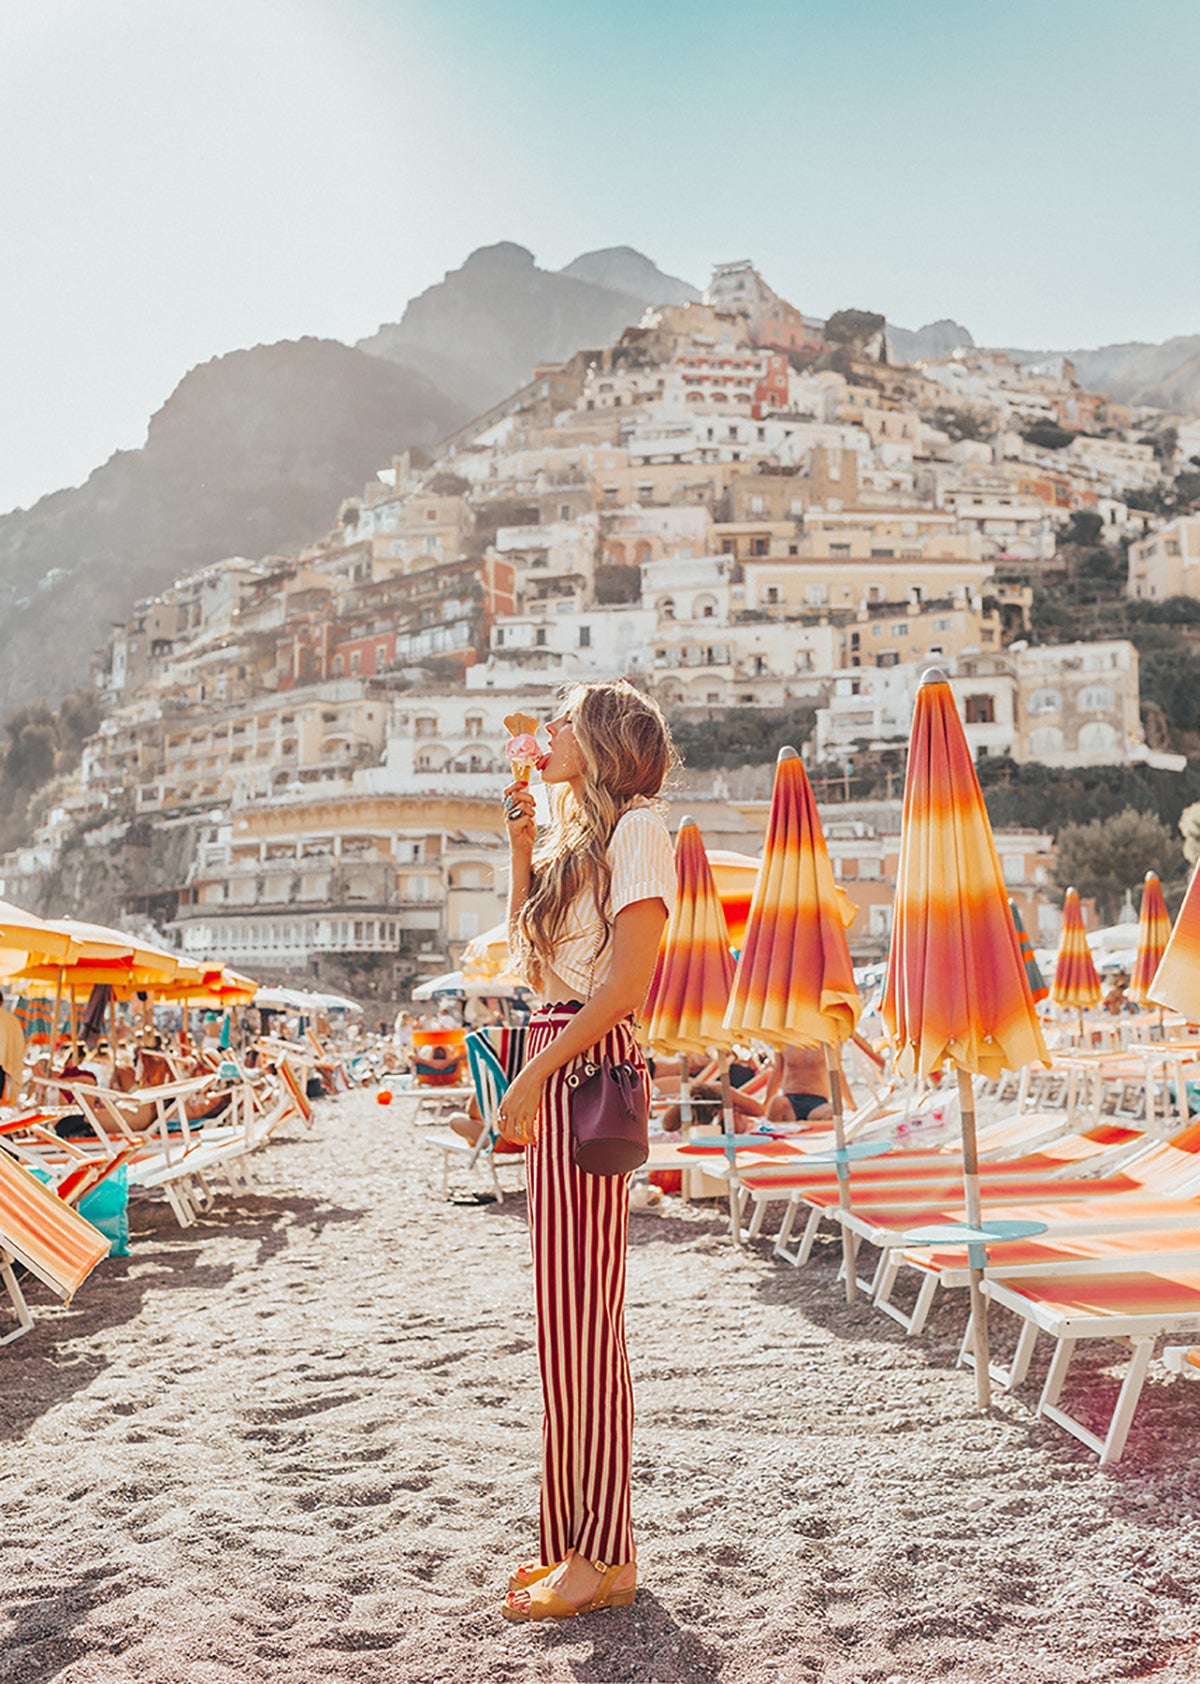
[539,803,676,1001]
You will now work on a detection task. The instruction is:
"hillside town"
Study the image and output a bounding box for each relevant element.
[5,260,1197,1002]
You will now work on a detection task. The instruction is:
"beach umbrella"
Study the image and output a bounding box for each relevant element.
[461,920,511,982]
[647,818,736,1058]
[706,850,761,950]
[1148,857,1200,1023]
[1010,901,1048,1004]
[1051,889,1102,1026]
[0,901,74,965]
[883,669,1049,1404]
[644,818,737,1138]
[1128,871,1172,1008]
[724,747,862,1295]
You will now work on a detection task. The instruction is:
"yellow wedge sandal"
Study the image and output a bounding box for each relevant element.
[501,1560,636,1623]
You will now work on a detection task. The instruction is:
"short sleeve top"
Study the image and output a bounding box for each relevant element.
[539,804,677,1001]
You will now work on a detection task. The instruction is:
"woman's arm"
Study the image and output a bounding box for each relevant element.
[504,778,536,938]
[498,897,668,1144]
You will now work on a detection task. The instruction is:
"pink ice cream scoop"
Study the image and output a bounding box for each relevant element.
[505,733,544,781]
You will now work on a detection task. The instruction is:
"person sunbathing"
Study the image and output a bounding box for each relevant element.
[36,1064,231,1138]
[658,1081,764,1134]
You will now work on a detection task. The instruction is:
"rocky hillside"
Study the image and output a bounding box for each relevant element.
[356,242,700,412]
[0,338,467,715]
[999,335,1200,415]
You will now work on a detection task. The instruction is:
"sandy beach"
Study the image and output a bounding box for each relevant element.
[3,1089,1200,1684]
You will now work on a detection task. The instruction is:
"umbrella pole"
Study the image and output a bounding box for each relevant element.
[824,1042,858,1303]
[716,1050,744,1243]
[69,989,78,1062]
[957,1064,992,1408]
[678,1066,692,1128]
[51,967,63,1067]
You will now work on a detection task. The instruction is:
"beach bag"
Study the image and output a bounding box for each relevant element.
[567,1052,649,1176]
[78,1167,130,1258]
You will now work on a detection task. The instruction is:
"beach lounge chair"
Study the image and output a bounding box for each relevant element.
[866,1121,1200,1330]
[0,1148,110,1344]
[979,1266,1200,1465]
[423,1026,526,1202]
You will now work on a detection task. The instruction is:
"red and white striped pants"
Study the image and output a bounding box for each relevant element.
[524,1006,646,1567]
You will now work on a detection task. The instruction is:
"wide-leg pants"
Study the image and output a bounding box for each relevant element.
[524,1008,644,1567]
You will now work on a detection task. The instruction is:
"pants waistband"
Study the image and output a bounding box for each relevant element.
[530,1000,586,1023]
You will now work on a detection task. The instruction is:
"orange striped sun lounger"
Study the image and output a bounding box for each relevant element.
[980,1265,1200,1465]
[754,1128,1200,1278]
[877,1219,1200,1338]
[0,1147,109,1344]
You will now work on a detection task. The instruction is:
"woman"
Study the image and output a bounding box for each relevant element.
[497,679,677,1623]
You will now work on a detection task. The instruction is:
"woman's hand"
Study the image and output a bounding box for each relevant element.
[503,779,537,858]
[497,1058,548,1146]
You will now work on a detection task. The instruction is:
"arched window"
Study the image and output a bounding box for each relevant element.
[607,542,627,567]
[634,541,653,565]
[1078,685,1115,711]
[659,597,676,620]
[1027,688,1061,714]
[1028,726,1064,756]
[1078,721,1120,754]
[693,594,718,619]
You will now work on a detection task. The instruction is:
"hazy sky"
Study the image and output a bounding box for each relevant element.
[3,0,1199,515]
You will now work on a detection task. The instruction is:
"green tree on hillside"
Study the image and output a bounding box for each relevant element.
[1052,807,1184,923]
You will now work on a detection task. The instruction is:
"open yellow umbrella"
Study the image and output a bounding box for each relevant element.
[883,669,1049,1403]
[724,747,863,1294]
[0,901,75,964]
[1148,858,1200,1022]
[646,817,736,1058]
[461,920,511,982]
[16,920,182,1055]
[1051,888,1102,1027]
[1128,871,1172,1009]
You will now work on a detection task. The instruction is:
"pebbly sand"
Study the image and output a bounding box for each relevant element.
[3,1089,1200,1684]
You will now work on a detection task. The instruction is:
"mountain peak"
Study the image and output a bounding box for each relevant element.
[460,241,537,272]
[560,246,699,305]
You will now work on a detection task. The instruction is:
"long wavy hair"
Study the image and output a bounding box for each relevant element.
[516,680,676,990]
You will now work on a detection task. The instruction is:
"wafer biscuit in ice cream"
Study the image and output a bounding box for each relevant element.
[503,712,544,784]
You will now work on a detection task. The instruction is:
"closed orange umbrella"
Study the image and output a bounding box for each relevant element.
[1128,871,1172,1007]
[724,749,859,1052]
[724,747,862,1294]
[1051,888,1102,1018]
[646,818,736,1058]
[706,851,760,951]
[1148,858,1200,1022]
[883,669,1049,1404]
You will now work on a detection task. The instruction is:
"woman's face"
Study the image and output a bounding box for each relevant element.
[541,708,586,786]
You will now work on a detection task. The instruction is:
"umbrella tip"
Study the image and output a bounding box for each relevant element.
[777,745,799,762]
[679,814,697,830]
[1145,870,1158,882]
[920,666,949,686]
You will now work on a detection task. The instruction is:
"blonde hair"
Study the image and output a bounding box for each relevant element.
[516,679,676,990]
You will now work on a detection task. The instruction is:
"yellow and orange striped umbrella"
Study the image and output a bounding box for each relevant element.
[1127,871,1172,1006]
[1051,888,1102,1013]
[724,747,859,1049]
[706,850,760,951]
[883,674,1049,1081]
[883,669,1048,1406]
[1149,858,1200,1021]
[646,817,736,1056]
